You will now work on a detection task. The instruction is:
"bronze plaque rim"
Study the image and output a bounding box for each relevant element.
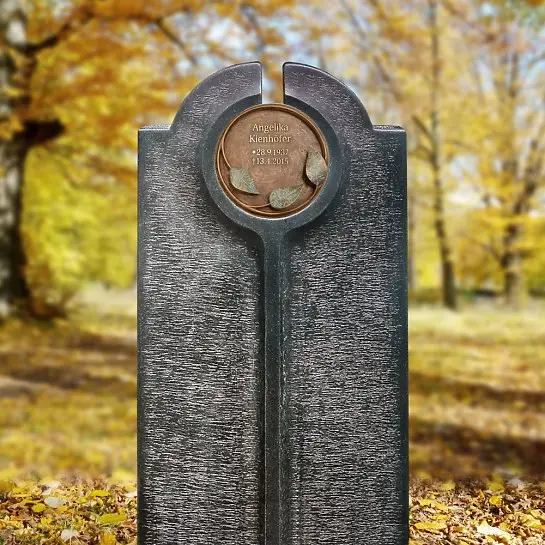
[215,103,329,218]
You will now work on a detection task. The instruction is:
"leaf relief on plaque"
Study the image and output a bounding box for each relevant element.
[305,151,328,186]
[230,168,260,195]
[269,184,304,210]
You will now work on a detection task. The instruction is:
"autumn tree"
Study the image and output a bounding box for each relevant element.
[447,0,545,307]
[301,0,545,306]
[316,0,461,308]
[0,0,292,317]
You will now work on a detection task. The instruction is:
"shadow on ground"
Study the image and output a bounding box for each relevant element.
[0,326,136,398]
[1,306,545,484]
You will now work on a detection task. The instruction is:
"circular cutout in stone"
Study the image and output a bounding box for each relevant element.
[216,103,329,218]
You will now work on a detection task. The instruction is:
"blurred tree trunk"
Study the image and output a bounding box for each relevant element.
[453,5,545,308]
[0,0,28,316]
[340,0,459,309]
[429,0,457,310]
[0,140,29,316]
[501,135,541,307]
[500,49,523,308]
[503,225,524,308]
[0,0,64,317]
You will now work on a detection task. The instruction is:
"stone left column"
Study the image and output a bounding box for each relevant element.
[138,62,264,545]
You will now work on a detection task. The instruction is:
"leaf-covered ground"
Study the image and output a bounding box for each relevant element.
[0,303,544,544]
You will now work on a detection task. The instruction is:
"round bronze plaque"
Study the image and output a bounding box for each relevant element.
[216,104,329,217]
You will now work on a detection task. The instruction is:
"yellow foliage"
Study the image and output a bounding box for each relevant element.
[100,533,118,545]
[414,521,447,531]
[2,0,542,307]
[91,490,111,498]
[97,513,127,525]
[1,0,296,315]
[489,495,503,506]
[22,148,137,316]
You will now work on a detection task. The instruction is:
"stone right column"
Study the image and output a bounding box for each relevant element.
[280,62,408,545]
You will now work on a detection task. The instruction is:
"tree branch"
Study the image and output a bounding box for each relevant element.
[241,5,266,57]
[17,5,194,59]
[21,119,65,147]
[466,236,503,264]
[372,54,403,102]
[20,7,93,56]
[340,0,368,50]
[154,18,197,66]
[413,143,433,162]
[412,115,433,143]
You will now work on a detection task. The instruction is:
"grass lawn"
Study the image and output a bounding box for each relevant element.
[0,302,544,543]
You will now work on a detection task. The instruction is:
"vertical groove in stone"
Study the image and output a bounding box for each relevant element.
[261,236,283,545]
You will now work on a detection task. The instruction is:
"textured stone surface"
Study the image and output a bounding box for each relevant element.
[284,132,407,545]
[138,62,407,545]
[138,64,263,545]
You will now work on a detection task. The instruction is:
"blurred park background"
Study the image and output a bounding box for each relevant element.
[1,0,545,543]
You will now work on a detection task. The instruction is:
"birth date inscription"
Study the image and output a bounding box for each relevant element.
[216,104,329,217]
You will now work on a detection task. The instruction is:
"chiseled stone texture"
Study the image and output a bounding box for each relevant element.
[139,62,407,545]
[138,64,263,545]
[285,131,407,545]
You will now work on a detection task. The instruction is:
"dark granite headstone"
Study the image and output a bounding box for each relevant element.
[138,61,407,545]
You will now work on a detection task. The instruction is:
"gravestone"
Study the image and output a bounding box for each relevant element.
[138,62,407,545]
